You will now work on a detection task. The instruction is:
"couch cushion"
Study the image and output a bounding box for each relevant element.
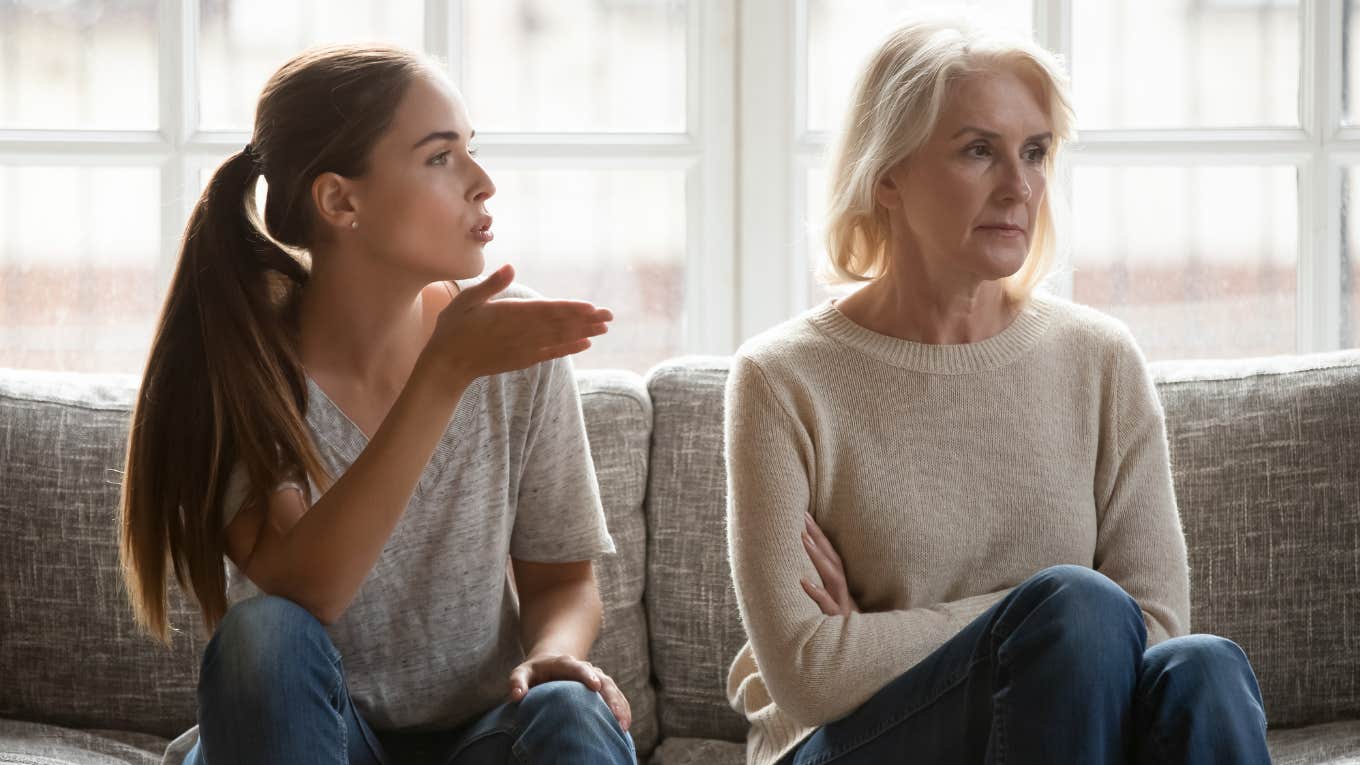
[0,369,204,739]
[644,358,749,743]
[0,367,657,755]
[577,370,659,757]
[1266,719,1360,764]
[0,717,166,764]
[648,736,745,765]
[1152,351,1360,728]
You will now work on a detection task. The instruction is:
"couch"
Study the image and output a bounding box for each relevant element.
[2,351,1359,764]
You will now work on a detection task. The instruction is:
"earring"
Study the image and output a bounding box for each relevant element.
[350,220,359,230]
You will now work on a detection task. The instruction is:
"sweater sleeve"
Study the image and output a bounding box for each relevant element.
[725,354,1010,726]
[1092,331,1191,645]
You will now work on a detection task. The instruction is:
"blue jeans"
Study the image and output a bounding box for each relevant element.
[182,595,636,765]
[779,565,1270,764]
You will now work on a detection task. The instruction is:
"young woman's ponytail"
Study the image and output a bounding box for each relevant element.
[120,45,427,642]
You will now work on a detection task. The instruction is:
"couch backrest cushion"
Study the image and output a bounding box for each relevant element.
[0,367,658,752]
[1152,351,1360,728]
[642,351,1360,741]
[576,370,658,756]
[0,369,204,738]
[643,359,749,743]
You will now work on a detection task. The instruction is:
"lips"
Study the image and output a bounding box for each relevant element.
[471,216,494,243]
[978,223,1025,233]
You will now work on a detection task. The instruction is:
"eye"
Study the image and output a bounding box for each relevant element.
[428,150,452,166]
[1024,145,1049,163]
[966,142,991,159]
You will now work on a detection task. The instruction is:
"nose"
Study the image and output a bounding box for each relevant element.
[996,157,1031,204]
[468,159,495,204]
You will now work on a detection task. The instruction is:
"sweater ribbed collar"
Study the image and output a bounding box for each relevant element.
[807,290,1056,374]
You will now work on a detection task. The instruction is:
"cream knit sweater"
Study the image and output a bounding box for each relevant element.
[724,291,1191,765]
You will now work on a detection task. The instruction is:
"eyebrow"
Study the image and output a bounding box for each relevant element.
[952,126,1053,143]
[412,129,475,150]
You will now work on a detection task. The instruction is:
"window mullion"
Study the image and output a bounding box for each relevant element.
[737,0,797,340]
[1302,0,1343,352]
[158,0,195,294]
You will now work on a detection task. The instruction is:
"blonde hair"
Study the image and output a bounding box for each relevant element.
[823,15,1075,299]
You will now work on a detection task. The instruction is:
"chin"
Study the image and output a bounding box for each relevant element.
[972,248,1028,280]
[445,250,486,281]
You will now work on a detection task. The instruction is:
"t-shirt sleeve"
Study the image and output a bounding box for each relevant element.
[219,460,305,529]
[509,355,616,562]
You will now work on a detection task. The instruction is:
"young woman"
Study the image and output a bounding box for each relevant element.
[119,44,634,765]
[724,18,1271,765]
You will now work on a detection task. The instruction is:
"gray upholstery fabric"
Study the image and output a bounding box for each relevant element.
[648,736,745,765]
[643,358,750,743]
[1267,720,1360,764]
[0,369,205,739]
[0,719,166,765]
[1152,351,1360,728]
[578,370,659,758]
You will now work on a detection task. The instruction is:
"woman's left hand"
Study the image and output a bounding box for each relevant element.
[508,654,632,732]
[800,512,860,616]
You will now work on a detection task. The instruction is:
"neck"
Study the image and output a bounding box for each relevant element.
[296,248,429,392]
[837,251,1017,345]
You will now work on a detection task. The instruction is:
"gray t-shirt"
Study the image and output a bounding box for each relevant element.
[167,286,615,757]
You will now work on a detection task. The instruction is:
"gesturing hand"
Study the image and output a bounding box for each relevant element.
[425,264,613,382]
[800,512,860,616]
[508,654,632,732]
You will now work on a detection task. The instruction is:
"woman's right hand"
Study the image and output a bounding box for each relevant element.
[801,512,861,616]
[422,264,612,383]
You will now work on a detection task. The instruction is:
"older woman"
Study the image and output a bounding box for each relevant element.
[724,17,1270,765]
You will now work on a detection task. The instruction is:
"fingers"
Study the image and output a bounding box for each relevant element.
[801,577,841,616]
[801,526,841,590]
[508,664,533,700]
[460,263,515,305]
[596,672,632,732]
[804,512,843,566]
[508,655,601,702]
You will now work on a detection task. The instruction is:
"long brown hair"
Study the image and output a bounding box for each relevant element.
[120,44,431,642]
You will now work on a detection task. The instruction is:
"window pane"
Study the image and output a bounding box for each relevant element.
[462,0,687,133]
[806,0,1033,133]
[1340,169,1360,347]
[1073,165,1297,360]
[198,0,423,131]
[0,1,158,129]
[480,167,686,371]
[1072,0,1299,130]
[0,166,161,372]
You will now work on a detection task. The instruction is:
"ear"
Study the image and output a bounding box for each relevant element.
[311,172,360,232]
[875,163,906,210]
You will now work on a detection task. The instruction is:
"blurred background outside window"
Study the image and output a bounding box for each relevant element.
[1,0,1356,374]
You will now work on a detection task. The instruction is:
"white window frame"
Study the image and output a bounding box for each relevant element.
[737,0,1351,355]
[0,0,736,362]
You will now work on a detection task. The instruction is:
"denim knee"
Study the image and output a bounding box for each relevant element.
[1007,565,1146,652]
[1140,635,1261,707]
[517,680,609,724]
[200,595,339,705]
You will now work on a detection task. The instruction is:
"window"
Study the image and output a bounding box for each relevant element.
[2,0,729,374]
[2,0,1357,374]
